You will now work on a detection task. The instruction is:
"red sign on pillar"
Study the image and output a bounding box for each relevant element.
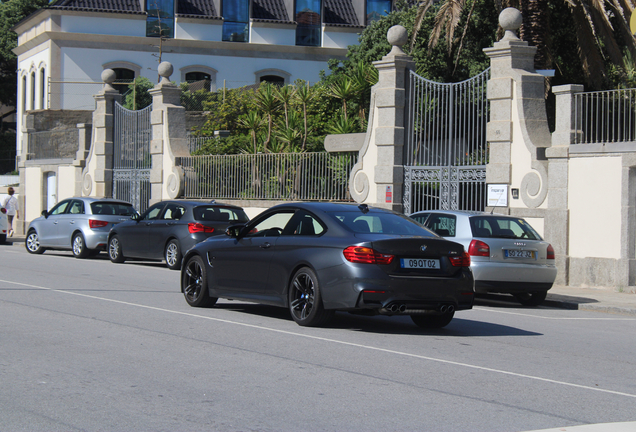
[385,186,392,203]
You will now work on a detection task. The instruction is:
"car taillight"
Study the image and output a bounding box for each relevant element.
[343,246,394,265]
[547,244,555,260]
[188,223,215,234]
[89,219,109,229]
[468,239,490,257]
[449,251,471,267]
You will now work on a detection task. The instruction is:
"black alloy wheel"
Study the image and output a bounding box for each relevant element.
[72,233,90,258]
[25,230,45,254]
[108,235,125,263]
[411,311,455,329]
[165,239,182,270]
[182,255,217,307]
[288,267,333,327]
[513,290,548,306]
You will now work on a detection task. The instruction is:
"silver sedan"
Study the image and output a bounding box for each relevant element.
[25,197,136,258]
[410,210,557,306]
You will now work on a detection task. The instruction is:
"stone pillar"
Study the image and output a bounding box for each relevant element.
[545,85,582,285]
[148,62,188,204]
[483,8,551,210]
[83,69,121,197]
[349,25,415,211]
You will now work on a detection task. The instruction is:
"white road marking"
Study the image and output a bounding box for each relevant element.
[473,306,636,320]
[3,278,636,400]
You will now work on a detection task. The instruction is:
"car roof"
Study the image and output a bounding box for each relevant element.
[411,209,518,218]
[158,200,244,210]
[271,202,397,214]
[65,197,133,205]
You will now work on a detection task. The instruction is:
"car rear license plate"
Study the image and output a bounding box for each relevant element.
[400,258,440,269]
[505,250,535,259]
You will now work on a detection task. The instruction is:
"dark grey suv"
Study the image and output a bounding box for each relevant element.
[107,200,249,269]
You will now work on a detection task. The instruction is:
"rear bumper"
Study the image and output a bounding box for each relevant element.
[84,231,110,250]
[471,261,557,294]
[320,265,475,313]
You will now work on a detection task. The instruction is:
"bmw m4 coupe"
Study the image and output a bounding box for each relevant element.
[181,202,474,328]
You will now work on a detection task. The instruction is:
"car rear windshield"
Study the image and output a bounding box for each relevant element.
[193,206,248,223]
[469,216,541,240]
[91,202,136,216]
[329,211,435,236]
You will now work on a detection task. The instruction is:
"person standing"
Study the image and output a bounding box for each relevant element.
[3,187,19,237]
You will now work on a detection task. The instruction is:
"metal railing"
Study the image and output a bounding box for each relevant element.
[574,88,636,145]
[27,130,79,160]
[178,152,357,201]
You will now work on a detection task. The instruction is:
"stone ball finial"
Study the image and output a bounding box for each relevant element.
[387,25,408,48]
[500,8,522,40]
[101,69,116,84]
[158,61,173,81]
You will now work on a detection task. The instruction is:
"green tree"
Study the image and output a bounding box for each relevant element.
[0,0,50,109]
[253,82,282,152]
[123,77,154,110]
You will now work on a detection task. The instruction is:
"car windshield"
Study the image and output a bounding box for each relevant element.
[193,206,249,223]
[91,202,136,216]
[469,216,541,240]
[328,211,435,236]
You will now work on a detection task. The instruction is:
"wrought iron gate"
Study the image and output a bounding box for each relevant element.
[403,69,490,214]
[113,102,152,213]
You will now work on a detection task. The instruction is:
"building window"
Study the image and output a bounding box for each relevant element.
[366,0,391,24]
[259,75,285,86]
[296,0,321,46]
[222,0,249,42]
[22,75,27,113]
[40,68,46,109]
[112,68,135,94]
[185,72,212,92]
[146,0,175,38]
[31,72,36,111]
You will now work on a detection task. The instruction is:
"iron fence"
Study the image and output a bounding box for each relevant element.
[574,88,636,145]
[27,130,79,160]
[178,152,357,201]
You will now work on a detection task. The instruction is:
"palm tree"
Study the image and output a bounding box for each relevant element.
[254,83,282,152]
[238,111,265,154]
[327,77,358,120]
[294,81,315,150]
[274,85,296,128]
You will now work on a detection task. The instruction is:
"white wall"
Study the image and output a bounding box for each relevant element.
[60,15,145,37]
[568,156,622,259]
[24,167,43,222]
[250,25,296,46]
[322,29,360,49]
[176,21,223,41]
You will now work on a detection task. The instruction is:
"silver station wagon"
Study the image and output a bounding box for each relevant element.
[410,210,557,306]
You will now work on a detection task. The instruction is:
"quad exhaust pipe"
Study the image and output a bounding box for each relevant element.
[387,304,407,313]
[439,304,455,313]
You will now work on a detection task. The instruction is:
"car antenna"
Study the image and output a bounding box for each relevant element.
[490,186,506,214]
[358,204,369,214]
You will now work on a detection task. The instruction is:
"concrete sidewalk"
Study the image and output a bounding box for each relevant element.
[6,234,636,315]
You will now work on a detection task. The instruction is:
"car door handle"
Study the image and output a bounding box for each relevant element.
[260,242,272,249]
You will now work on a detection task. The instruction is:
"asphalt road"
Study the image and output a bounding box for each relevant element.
[1,244,636,432]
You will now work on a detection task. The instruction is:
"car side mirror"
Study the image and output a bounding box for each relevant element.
[226,224,245,238]
[41,210,49,218]
[132,213,140,222]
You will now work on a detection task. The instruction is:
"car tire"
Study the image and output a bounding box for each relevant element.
[108,235,125,263]
[165,239,182,270]
[513,290,548,306]
[411,311,455,329]
[288,267,334,327]
[182,255,217,307]
[72,233,91,258]
[25,230,45,254]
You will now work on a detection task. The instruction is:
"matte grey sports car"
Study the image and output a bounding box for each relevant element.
[181,202,474,328]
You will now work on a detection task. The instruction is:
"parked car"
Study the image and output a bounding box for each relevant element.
[25,198,136,257]
[108,200,249,270]
[410,210,557,306]
[180,202,474,328]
